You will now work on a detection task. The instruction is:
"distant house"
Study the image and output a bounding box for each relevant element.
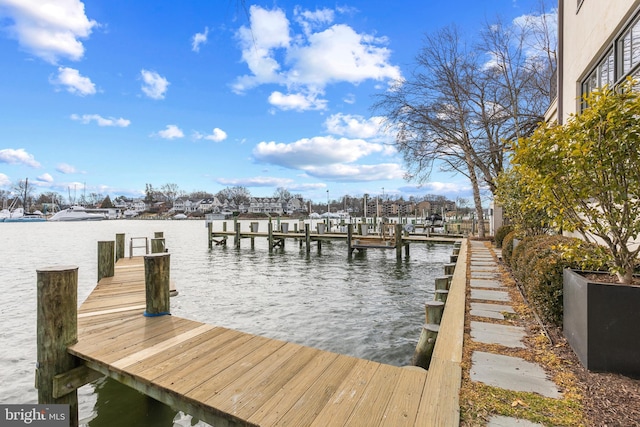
[173,198,200,213]
[248,197,305,215]
[131,198,147,212]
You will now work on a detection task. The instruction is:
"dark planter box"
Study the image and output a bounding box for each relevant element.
[563,268,640,377]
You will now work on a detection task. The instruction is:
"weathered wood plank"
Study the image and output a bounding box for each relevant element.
[247,351,340,425]
[153,334,260,395]
[379,367,427,426]
[259,354,359,426]
[308,359,380,427]
[111,323,216,369]
[224,346,321,420]
[343,363,403,426]
[129,328,243,380]
[186,337,287,403]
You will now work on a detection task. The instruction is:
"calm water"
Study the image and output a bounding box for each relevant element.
[0,219,451,426]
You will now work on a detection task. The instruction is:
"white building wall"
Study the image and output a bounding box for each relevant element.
[560,0,640,121]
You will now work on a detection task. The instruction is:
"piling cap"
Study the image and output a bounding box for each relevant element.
[36,265,78,273]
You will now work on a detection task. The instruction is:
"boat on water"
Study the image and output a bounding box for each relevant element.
[48,206,106,222]
[0,208,46,222]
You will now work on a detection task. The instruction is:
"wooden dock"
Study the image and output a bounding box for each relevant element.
[208,221,463,260]
[37,237,468,426]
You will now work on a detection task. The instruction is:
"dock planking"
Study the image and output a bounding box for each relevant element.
[67,248,462,426]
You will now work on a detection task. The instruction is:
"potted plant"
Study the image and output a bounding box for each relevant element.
[510,79,640,377]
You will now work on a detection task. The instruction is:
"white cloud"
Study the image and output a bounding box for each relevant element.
[51,67,96,96]
[268,91,327,111]
[192,26,208,52]
[324,113,385,139]
[294,6,334,35]
[253,136,383,169]
[303,163,405,181]
[233,5,402,111]
[56,163,76,174]
[70,113,130,127]
[343,93,356,104]
[0,173,10,186]
[0,0,97,63]
[154,124,184,139]
[194,127,227,142]
[0,148,41,167]
[140,69,169,100]
[287,24,401,87]
[37,173,53,183]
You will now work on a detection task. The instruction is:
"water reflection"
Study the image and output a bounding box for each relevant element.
[86,378,179,427]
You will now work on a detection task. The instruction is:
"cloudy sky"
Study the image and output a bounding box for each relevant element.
[0,0,547,203]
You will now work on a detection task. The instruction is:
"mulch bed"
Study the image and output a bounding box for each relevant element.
[546,327,640,426]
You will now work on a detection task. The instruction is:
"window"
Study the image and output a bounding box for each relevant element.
[581,8,640,101]
[620,16,640,76]
[582,49,614,95]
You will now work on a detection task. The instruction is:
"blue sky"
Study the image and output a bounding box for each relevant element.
[0,0,546,203]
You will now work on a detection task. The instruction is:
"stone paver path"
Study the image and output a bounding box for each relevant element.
[467,240,561,426]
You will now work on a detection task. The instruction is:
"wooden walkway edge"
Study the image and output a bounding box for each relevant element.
[51,240,467,426]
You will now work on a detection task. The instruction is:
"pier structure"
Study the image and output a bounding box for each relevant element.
[35,232,468,426]
[207,219,464,260]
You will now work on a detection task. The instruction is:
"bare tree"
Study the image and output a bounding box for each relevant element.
[217,186,251,206]
[373,4,556,237]
[273,187,292,200]
[12,178,35,212]
[374,25,489,236]
[161,183,181,205]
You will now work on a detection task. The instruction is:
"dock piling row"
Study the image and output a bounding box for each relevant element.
[412,241,462,370]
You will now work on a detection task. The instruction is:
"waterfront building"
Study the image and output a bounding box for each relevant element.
[551,0,640,123]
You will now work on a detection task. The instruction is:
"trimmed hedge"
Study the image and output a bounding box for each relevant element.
[501,230,518,266]
[494,225,514,248]
[505,234,609,326]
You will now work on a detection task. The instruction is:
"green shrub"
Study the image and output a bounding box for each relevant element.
[501,230,518,266]
[510,234,610,326]
[494,225,514,248]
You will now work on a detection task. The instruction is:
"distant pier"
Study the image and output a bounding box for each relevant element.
[207,218,464,259]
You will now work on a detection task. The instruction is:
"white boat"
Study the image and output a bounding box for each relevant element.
[48,206,106,221]
[1,207,46,222]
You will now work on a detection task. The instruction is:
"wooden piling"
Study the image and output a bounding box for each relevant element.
[151,238,165,253]
[435,289,449,303]
[268,221,274,252]
[305,223,311,254]
[444,263,456,276]
[143,253,170,317]
[116,233,125,261]
[347,224,354,256]
[36,266,79,427]
[207,222,213,249]
[435,276,449,291]
[395,223,403,260]
[412,323,439,369]
[97,241,114,283]
[425,301,445,324]
[235,221,241,249]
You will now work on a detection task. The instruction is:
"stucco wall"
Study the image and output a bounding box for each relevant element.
[561,0,640,121]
